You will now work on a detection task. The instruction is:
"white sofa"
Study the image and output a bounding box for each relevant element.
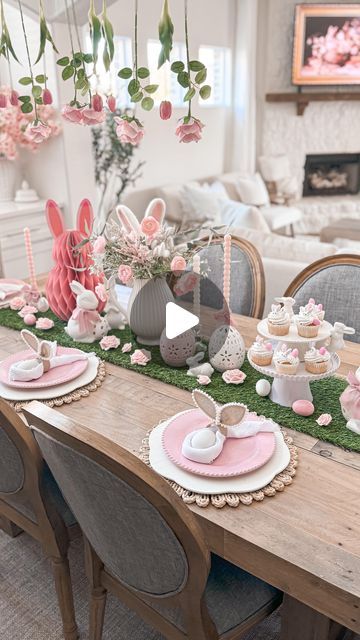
[123,175,351,316]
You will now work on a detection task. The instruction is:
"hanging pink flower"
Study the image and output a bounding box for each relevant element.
[171,255,186,272]
[25,121,51,144]
[92,94,103,112]
[107,95,116,112]
[10,90,19,106]
[175,117,204,143]
[114,116,144,145]
[81,107,106,126]
[0,94,7,108]
[62,104,84,124]
[93,235,106,255]
[160,100,172,120]
[140,216,160,237]
[130,349,151,366]
[118,264,133,284]
[42,89,53,105]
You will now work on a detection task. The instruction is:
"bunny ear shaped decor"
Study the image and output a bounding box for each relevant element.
[45,199,105,321]
[144,198,166,225]
[116,204,141,235]
[181,389,279,464]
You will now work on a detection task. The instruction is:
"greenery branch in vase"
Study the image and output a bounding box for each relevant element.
[0,0,20,107]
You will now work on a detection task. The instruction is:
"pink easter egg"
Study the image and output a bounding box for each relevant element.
[319,347,327,355]
[292,399,315,417]
[265,342,273,351]
[313,318,321,326]
[24,313,36,326]
[291,348,299,357]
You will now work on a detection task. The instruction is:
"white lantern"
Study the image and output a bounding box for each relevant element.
[160,328,196,367]
[209,325,245,373]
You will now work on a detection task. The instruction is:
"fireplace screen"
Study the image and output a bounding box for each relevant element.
[303,153,360,196]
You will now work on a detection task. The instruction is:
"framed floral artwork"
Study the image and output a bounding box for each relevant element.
[292,4,360,85]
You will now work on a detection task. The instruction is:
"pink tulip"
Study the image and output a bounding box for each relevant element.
[26,121,51,144]
[107,95,116,112]
[175,116,204,143]
[92,94,103,112]
[160,100,172,120]
[81,107,106,126]
[114,116,144,146]
[62,104,84,124]
[0,94,7,108]
[42,88,53,105]
[10,90,19,106]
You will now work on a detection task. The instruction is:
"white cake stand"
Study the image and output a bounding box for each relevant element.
[248,353,340,407]
[256,319,333,362]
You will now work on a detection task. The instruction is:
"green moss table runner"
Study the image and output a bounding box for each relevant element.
[0,308,359,453]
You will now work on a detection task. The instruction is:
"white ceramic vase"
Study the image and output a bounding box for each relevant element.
[127,277,174,345]
[0,158,17,202]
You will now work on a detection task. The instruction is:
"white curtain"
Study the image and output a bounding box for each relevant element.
[228,0,258,174]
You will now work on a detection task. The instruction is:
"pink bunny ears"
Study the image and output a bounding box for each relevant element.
[46,199,94,238]
[116,198,166,235]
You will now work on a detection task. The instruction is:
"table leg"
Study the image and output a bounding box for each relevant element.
[0,515,23,538]
[280,594,350,640]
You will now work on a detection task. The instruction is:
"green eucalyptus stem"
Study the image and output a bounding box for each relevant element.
[18,0,38,120]
[184,0,191,118]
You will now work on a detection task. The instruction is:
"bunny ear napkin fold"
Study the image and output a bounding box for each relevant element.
[182,389,279,464]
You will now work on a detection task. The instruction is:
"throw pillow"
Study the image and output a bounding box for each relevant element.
[236,173,270,206]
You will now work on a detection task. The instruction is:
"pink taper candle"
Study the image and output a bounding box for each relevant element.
[192,253,201,324]
[23,227,38,292]
[223,234,231,313]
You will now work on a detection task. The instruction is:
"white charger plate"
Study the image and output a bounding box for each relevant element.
[149,413,290,495]
[0,355,99,401]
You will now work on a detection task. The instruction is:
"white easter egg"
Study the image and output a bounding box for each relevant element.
[209,325,245,373]
[256,379,271,397]
[37,296,49,313]
[191,429,217,449]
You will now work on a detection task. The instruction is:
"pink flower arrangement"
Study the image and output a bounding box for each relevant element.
[35,317,54,330]
[9,297,26,311]
[118,264,133,284]
[171,255,186,272]
[121,342,132,353]
[175,117,204,144]
[197,375,211,385]
[316,413,333,426]
[114,116,144,145]
[222,369,247,385]
[140,216,160,237]
[130,348,151,366]
[0,87,61,160]
[100,335,120,350]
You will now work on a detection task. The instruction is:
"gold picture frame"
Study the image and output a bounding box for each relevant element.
[292,3,360,85]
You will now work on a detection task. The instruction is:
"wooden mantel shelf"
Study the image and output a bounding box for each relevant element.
[266,91,360,116]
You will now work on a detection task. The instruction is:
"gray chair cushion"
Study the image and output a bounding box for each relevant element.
[34,432,188,598]
[292,263,360,343]
[0,428,24,494]
[151,554,281,634]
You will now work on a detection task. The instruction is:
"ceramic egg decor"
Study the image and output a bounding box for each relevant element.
[209,325,246,373]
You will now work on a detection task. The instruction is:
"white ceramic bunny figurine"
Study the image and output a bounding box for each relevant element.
[104,275,128,330]
[116,198,166,235]
[186,352,214,378]
[275,296,296,319]
[328,322,355,352]
[66,281,109,343]
[182,389,279,464]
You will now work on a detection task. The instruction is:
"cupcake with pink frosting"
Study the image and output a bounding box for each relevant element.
[304,346,330,374]
[307,298,325,322]
[267,304,290,336]
[249,336,273,366]
[274,345,299,375]
[295,304,321,338]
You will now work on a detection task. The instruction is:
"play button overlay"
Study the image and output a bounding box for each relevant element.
[166,302,199,339]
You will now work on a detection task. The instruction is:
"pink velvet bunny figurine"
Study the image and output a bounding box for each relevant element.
[45,199,105,321]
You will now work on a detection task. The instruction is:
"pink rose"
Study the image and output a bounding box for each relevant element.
[118,264,133,284]
[140,216,160,237]
[62,105,84,124]
[100,335,120,351]
[171,255,187,272]
[92,94,103,112]
[95,283,108,302]
[10,90,19,106]
[197,375,211,385]
[93,236,106,255]
[175,117,204,144]
[42,89,53,105]
[131,349,151,366]
[122,342,132,353]
[18,305,38,318]
[316,413,332,426]
[114,116,144,146]
[26,121,51,144]
[222,369,247,385]
[160,100,172,120]
[35,317,54,330]
[107,95,116,112]
[10,297,26,311]
[81,107,106,126]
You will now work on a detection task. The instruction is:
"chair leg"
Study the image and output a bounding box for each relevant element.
[50,556,78,640]
[0,515,23,538]
[89,586,107,640]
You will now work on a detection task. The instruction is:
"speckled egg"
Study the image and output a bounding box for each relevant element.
[256,379,271,397]
[24,313,36,326]
[292,399,315,416]
[160,328,196,367]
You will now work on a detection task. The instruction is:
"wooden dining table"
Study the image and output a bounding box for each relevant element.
[0,313,359,640]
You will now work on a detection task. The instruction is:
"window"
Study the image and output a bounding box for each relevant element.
[85,33,132,107]
[198,45,231,107]
[147,40,187,107]
[2,2,58,104]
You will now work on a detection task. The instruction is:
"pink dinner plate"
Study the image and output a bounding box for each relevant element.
[162,408,276,477]
[0,347,88,389]
[0,279,27,299]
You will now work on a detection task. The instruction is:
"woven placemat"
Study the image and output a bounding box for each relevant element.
[139,427,298,508]
[8,361,106,412]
